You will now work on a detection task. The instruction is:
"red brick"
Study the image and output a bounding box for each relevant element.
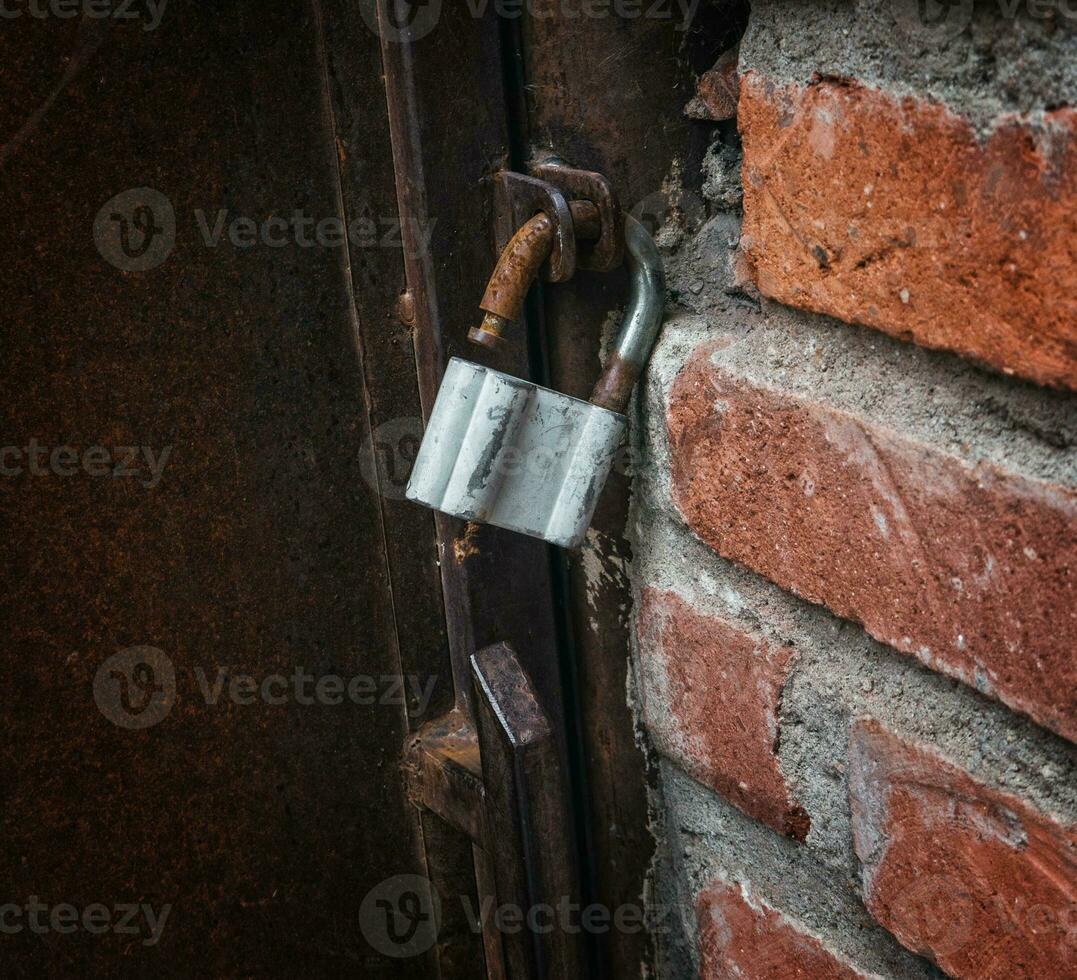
[667,350,1077,740]
[635,588,809,840]
[848,719,1077,978]
[738,73,1077,390]
[696,880,869,979]
[685,47,740,121]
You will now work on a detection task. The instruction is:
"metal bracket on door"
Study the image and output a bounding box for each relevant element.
[491,171,578,282]
[491,160,623,281]
[527,158,624,272]
[405,643,583,978]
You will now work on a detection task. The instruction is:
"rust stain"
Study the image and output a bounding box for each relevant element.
[471,199,600,348]
[453,522,481,563]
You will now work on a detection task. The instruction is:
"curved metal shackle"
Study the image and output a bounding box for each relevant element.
[469,204,665,415]
[588,214,665,415]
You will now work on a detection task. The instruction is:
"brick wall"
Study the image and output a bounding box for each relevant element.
[629,3,1077,977]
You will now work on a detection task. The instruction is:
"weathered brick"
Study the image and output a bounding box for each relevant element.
[685,48,740,122]
[696,880,870,979]
[738,72,1077,390]
[848,719,1077,978]
[635,587,809,840]
[666,344,1077,740]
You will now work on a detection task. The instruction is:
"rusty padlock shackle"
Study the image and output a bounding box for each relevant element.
[469,200,665,417]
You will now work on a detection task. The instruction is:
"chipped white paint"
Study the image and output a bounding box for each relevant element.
[581,527,632,621]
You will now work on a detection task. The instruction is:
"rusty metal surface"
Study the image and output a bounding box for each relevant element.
[493,170,577,283]
[516,5,723,976]
[472,643,584,979]
[588,356,638,415]
[476,199,600,347]
[320,0,456,733]
[530,160,624,272]
[405,712,484,844]
[480,211,559,325]
[473,844,509,980]
[469,311,515,351]
[0,2,435,976]
[319,4,494,976]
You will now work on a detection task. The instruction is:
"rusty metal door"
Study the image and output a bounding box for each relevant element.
[2,1,729,977]
[1,3,450,977]
[367,2,732,977]
[506,7,746,978]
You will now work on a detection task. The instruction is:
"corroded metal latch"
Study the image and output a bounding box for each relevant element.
[405,643,584,976]
[405,161,665,549]
[472,159,624,348]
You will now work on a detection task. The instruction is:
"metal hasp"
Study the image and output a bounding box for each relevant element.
[472,162,622,350]
[404,644,584,978]
[529,159,624,272]
[406,185,666,548]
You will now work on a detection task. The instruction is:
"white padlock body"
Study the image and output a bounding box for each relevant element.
[406,358,626,548]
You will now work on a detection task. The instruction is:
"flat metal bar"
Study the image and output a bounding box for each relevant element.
[472,643,585,979]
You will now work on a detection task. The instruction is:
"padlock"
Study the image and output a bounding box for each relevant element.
[405,210,664,549]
